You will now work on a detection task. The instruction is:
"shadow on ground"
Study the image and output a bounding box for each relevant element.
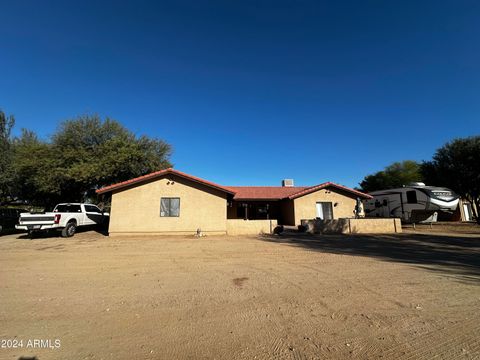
[260,231,480,283]
[15,225,108,240]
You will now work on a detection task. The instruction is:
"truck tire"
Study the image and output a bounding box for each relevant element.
[62,221,77,238]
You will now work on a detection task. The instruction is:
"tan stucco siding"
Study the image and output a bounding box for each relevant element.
[109,175,228,234]
[293,188,357,225]
[226,219,278,235]
[301,218,402,234]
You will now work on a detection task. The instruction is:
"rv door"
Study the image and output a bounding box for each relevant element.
[381,198,390,218]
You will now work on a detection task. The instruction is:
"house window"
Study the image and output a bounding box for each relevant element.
[406,191,417,204]
[316,202,333,220]
[160,198,180,217]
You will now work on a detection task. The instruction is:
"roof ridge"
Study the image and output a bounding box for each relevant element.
[96,168,235,195]
[227,185,309,188]
[96,169,371,200]
[288,181,371,199]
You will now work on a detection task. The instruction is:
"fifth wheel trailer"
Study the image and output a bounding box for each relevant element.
[364,183,459,222]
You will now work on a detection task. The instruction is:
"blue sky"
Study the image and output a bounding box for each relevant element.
[1,1,479,188]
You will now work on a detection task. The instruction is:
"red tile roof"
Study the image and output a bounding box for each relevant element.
[228,183,372,200]
[288,182,372,199]
[96,168,372,200]
[227,186,310,200]
[96,168,235,195]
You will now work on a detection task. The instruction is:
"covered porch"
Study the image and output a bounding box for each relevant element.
[226,199,295,225]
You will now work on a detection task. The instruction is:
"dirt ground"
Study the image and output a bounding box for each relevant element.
[1,228,480,360]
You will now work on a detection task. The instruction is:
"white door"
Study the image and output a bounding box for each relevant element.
[381,197,390,218]
[316,203,324,219]
[316,202,333,220]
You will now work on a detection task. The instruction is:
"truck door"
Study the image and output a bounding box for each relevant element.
[84,205,104,225]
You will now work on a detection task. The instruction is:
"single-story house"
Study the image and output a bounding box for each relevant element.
[96,168,372,236]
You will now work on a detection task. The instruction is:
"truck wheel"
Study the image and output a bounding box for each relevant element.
[28,230,35,239]
[62,222,77,238]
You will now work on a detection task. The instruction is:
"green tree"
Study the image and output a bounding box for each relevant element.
[12,129,62,206]
[0,109,15,203]
[421,136,480,220]
[13,115,172,206]
[359,160,423,192]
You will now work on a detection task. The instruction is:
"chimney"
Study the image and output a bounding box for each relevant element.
[282,179,294,187]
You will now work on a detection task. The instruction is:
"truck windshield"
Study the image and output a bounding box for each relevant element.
[54,204,82,213]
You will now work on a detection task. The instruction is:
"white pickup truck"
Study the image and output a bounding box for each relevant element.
[16,203,109,238]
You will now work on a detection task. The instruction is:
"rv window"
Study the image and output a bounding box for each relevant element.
[406,191,417,204]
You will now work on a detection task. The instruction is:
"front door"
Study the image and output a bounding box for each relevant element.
[316,202,333,220]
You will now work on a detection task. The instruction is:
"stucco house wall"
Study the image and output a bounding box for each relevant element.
[293,188,357,225]
[301,218,402,234]
[226,219,278,235]
[109,174,228,235]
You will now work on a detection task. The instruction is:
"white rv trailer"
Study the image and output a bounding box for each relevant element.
[364,182,460,222]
